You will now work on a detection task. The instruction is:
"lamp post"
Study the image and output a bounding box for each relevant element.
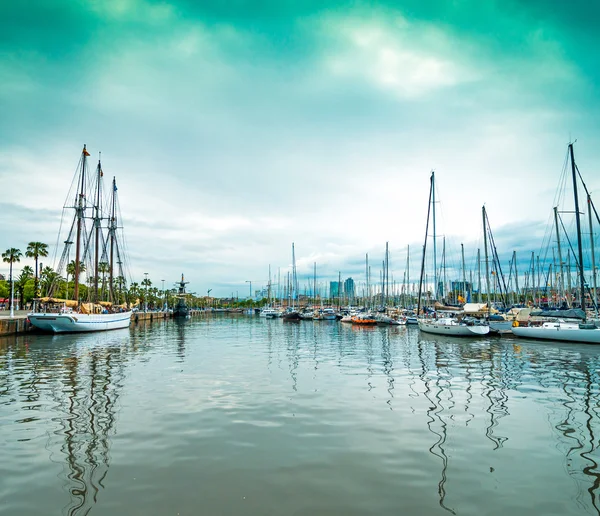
[161,279,165,312]
[207,288,212,310]
[144,272,148,312]
[10,269,15,318]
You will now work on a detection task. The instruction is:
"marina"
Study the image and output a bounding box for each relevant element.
[2,1,600,514]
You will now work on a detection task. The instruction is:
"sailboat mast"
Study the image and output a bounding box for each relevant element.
[73,145,88,304]
[482,206,491,309]
[553,206,565,306]
[441,237,446,301]
[314,262,317,307]
[514,251,520,304]
[588,194,598,313]
[406,245,410,307]
[94,157,102,303]
[461,243,466,303]
[477,248,481,303]
[432,171,437,300]
[417,172,434,316]
[570,143,586,312]
[365,253,369,308]
[109,177,116,303]
[291,242,296,310]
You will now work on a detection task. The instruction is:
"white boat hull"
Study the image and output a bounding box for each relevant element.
[418,320,490,337]
[28,311,133,333]
[512,324,600,344]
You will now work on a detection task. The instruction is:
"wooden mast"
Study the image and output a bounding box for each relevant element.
[109,177,117,304]
[93,157,102,303]
[73,145,88,305]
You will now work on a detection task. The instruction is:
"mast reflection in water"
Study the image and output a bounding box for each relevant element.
[1,318,600,516]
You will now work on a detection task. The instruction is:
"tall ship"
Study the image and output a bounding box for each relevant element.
[172,274,190,318]
[28,145,133,333]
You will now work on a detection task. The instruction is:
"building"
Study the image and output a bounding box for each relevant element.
[451,281,472,293]
[344,277,355,298]
[330,281,341,298]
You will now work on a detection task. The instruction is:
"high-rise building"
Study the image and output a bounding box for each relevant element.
[330,281,340,298]
[344,277,355,298]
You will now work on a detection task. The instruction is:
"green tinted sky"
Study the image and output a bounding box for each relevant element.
[1,0,598,293]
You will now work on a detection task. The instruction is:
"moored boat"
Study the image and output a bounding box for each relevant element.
[28,145,132,333]
[418,317,490,336]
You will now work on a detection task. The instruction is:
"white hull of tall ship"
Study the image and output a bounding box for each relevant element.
[512,322,600,344]
[418,318,490,337]
[28,311,133,334]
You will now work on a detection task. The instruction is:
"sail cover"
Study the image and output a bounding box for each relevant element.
[530,308,586,320]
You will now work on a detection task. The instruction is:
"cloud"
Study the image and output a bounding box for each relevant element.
[1,0,599,295]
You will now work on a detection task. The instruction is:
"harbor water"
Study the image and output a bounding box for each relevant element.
[1,315,599,515]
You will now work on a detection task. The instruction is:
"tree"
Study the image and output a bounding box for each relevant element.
[2,248,22,312]
[97,261,110,300]
[15,266,34,308]
[66,260,86,279]
[40,266,60,297]
[25,242,48,298]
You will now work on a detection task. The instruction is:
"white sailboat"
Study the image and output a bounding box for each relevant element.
[28,145,132,333]
[415,171,489,337]
[418,317,489,336]
[512,143,600,344]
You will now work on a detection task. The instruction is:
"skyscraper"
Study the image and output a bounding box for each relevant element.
[344,277,355,298]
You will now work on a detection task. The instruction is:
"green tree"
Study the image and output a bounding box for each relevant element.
[2,248,22,312]
[15,266,34,308]
[0,280,9,299]
[98,261,109,300]
[25,242,48,297]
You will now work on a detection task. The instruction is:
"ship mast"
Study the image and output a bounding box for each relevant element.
[109,177,117,304]
[73,145,88,305]
[93,156,102,303]
[417,172,434,316]
[570,143,586,312]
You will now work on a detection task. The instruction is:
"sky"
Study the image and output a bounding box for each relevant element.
[1,0,599,297]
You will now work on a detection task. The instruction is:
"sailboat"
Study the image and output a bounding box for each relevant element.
[283,243,301,320]
[512,143,600,344]
[416,171,490,337]
[28,145,133,333]
[172,274,190,318]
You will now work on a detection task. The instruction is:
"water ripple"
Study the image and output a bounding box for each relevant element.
[1,316,600,515]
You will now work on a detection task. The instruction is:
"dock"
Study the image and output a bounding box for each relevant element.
[0,310,206,336]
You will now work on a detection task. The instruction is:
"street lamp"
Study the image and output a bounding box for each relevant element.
[161,279,165,312]
[207,288,212,310]
[144,272,148,312]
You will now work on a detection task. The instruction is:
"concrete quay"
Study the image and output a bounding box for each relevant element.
[0,309,205,336]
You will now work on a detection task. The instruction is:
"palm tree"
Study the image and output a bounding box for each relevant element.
[2,248,22,313]
[40,266,59,297]
[15,266,33,309]
[66,260,86,278]
[25,242,48,298]
[114,275,126,304]
[98,261,110,300]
